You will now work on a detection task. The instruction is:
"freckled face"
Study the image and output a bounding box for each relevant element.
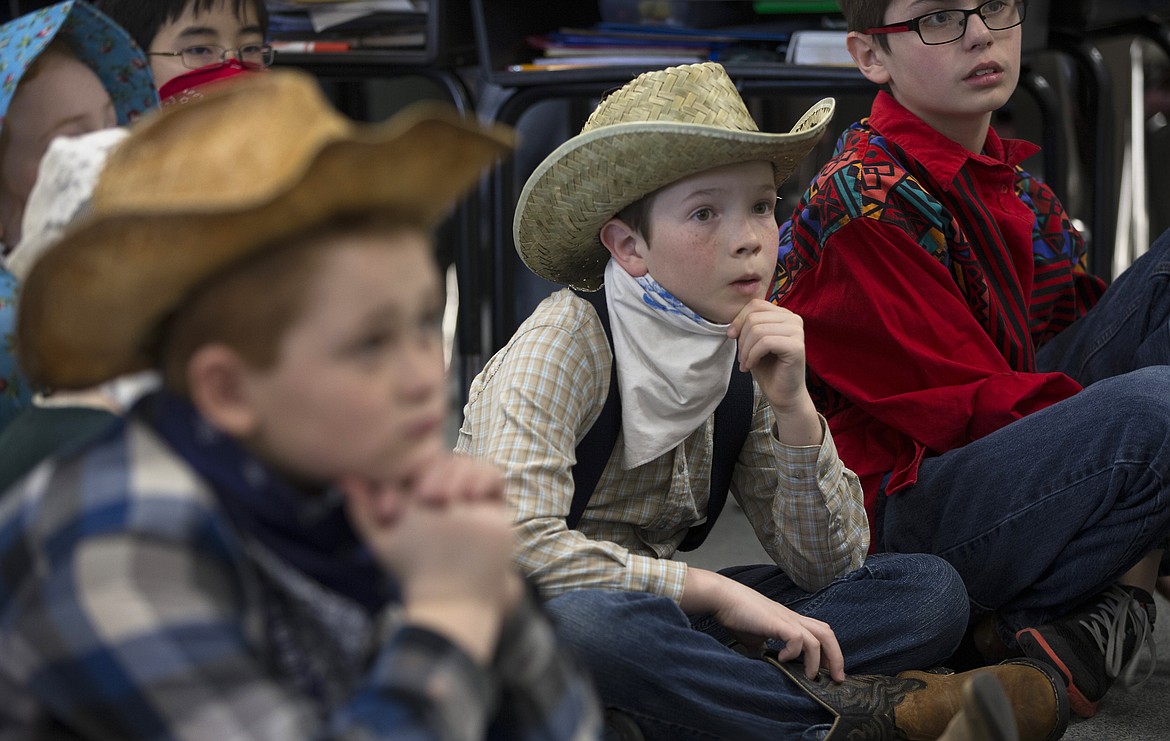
[636,160,779,324]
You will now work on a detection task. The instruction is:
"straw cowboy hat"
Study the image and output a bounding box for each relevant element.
[18,68,514,390]
[514,62,835,290]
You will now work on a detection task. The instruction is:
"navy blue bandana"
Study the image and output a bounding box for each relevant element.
[141,390,393,613]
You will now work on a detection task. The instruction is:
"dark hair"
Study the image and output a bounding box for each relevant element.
[615,191,659,244]
[97,0,269,52]
[837,0,893,51]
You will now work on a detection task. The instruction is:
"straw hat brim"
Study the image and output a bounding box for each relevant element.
[515,97,835,290]
[18,101,513,390]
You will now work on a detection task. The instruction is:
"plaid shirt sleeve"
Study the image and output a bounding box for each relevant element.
[732,403,870,592]
[457,290,691,602]
[0,423,601,740]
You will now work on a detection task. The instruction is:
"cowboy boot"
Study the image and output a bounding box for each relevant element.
[937,672,1019,741]
[764,653,1069,741]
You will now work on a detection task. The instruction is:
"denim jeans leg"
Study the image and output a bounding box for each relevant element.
[544,589,833,741]
[710,553,968,674]
[881,366,1170,643]
[1037,227,1170,383]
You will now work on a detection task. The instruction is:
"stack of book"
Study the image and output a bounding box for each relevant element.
[267,0,428,52]
[516,22,797,71]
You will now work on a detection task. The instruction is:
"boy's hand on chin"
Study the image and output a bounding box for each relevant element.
[337,455,521,619]
[727,299,822,446]
[409,452,506,508]
[727,299,807,409]
[337,453,505,523]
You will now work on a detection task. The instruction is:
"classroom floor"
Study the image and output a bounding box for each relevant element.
[678,502,1170,739]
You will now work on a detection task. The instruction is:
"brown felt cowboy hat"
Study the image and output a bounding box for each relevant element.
[17,68,514,389]
[514,61,835,291]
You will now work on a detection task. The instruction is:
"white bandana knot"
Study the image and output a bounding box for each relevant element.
[604,259,739,468]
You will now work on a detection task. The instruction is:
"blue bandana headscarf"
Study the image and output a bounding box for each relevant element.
[0,1,157,128]
[0,0,158,431]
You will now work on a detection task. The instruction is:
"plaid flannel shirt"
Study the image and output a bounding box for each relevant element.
[456,289,869,601]
[0,414,601,740]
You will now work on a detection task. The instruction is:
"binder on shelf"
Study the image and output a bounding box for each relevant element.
[784,29,850,66]
[472,0,605,84]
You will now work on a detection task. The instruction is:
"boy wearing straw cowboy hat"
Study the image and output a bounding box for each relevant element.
[0,69,602,739]
[456,61,1066,739]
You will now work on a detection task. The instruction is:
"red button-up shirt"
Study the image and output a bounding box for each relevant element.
[771,91,1106,535]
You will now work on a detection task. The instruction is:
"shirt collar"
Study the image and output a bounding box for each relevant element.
[867,91,1039,191]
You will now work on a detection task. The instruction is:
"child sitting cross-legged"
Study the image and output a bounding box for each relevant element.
[456,61,1068,741]
[772,0,1170,719]
[0,69,601,740]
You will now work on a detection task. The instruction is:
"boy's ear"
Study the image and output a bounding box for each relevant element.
[599,216,648,277]
[186,344,259,438]
[846,31,892,86]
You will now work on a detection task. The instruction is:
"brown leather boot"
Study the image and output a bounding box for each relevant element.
[938,672,1019,741]
[764,653,1069,741]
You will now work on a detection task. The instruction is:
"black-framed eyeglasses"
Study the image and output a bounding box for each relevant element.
[148,43,276,70]
[865,0,1027,45]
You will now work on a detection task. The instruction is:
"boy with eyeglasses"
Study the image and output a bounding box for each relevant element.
[771,0,1170,720]
[98,0,271,105]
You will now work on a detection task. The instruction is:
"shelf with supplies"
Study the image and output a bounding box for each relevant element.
[268,0,476,67]
[471,0,856,86]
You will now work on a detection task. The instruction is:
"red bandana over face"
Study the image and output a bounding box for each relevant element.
[159,60,258,106]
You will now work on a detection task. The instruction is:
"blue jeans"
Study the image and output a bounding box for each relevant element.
[544,553,967,741]
[880,228,1170,645]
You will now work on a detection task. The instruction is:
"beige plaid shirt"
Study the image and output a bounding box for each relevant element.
[456,289,869,603]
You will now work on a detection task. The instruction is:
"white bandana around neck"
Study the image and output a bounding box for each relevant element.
[604,258,739,469]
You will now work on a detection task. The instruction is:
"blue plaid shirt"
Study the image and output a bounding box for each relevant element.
[0,407,601,740]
